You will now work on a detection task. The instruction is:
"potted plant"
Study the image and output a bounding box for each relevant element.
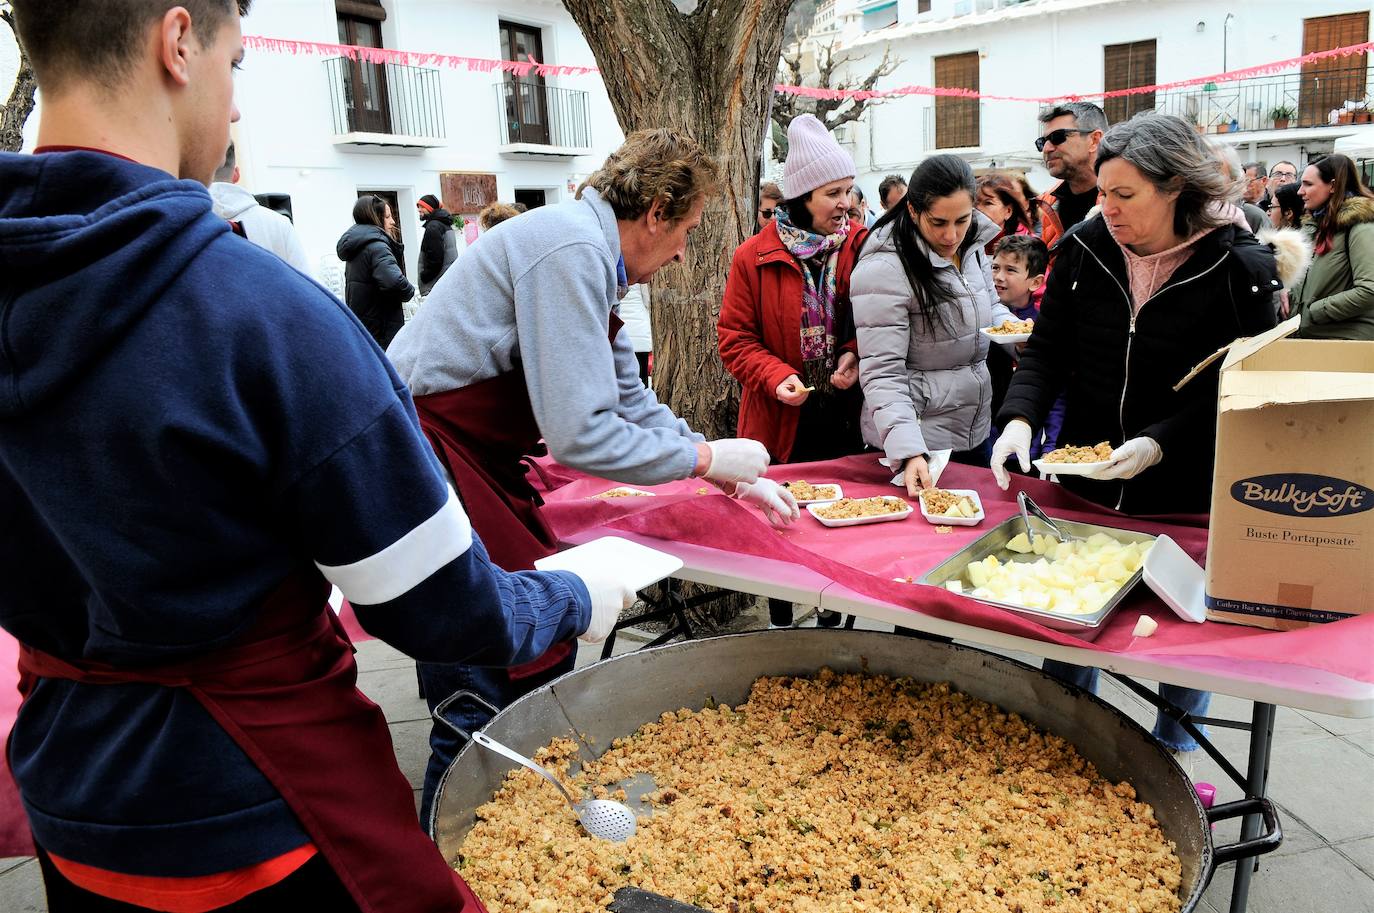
[1355,100,1372,125]
[1269,104,1295,129]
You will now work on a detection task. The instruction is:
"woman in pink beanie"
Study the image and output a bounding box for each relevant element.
[718,114,868,627]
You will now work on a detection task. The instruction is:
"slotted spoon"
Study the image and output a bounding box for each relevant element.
[471,731,637,842]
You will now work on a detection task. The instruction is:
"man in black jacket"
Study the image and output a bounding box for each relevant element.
[417,193,458,294]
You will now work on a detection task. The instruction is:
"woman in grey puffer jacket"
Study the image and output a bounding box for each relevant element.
[852,155,1014,495]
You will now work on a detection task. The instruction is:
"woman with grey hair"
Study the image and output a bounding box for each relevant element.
[990,112,1301,766]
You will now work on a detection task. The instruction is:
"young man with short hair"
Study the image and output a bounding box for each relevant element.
[0,2,633,909]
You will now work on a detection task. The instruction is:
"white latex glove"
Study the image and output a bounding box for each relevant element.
[573,569,637,644]
[990,419,1033,490]
[731,478,801,526]
[701,438,770,484]
[1085,437,1162,481]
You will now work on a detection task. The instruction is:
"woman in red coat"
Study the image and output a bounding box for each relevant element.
[719,114,867,465]
[718,114,867,627]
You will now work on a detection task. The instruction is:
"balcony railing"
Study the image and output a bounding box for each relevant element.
[325,57,445,142]
[1152,65,1373,133]
[495,80,592,151]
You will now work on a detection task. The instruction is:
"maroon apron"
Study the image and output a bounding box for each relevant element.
[16,569,485,913]
[411,313,625,680]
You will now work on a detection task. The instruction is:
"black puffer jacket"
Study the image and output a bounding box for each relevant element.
[336,224,414,349]
[418,207,458,293]
[998,216,1279,514]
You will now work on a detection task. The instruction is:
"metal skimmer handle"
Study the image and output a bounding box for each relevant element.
[471,731,578,808]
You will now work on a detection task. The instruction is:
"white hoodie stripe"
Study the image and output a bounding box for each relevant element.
[316,486,473,605]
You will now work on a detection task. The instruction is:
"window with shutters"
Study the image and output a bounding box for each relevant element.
[918,0,932,12]
[1103,40,1156,126]
[1299,12,1369,126]
[934,52,979,149]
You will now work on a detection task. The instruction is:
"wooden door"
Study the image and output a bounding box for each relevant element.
[1103,40,1156,126]
[934,51,979,149]
[1299,12,1369,127]
[338,15,392,134]
[500,21,551,145]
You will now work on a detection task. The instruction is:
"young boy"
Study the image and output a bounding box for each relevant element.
[988,235,1063,460]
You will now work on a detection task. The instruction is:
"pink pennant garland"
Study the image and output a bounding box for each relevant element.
[243,35,1372,105]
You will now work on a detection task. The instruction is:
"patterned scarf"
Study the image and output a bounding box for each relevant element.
[775,207,848,391]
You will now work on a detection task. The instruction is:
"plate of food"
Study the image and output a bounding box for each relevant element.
[807,496,913,528]
[980,318,1034,344]
[1032,442,1114,477]
[591,486,656,499]
[780,480,843,505]
[917,488,985,526]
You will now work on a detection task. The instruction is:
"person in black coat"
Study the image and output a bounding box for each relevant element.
[337,195,415,349]
[989,113,1284,764]
[416,193,458,295]
[992,113,1281,516]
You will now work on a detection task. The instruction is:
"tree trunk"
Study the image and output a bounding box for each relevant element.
[1,14,36,153]
[562,0,794,627]
[562,0,794,442]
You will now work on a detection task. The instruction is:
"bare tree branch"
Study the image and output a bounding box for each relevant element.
[770,38,899,161]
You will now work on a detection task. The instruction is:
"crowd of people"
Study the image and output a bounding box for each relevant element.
[2,1,1373,911]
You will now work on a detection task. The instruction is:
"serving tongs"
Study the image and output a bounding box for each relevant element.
[1016,491,1074,544]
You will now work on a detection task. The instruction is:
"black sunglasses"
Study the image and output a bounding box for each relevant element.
[758,208,776,219]
[1035,128,1091,152]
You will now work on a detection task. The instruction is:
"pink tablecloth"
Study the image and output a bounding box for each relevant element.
[537,454,1374,683]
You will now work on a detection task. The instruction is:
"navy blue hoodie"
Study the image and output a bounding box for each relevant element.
[0,150,590,876]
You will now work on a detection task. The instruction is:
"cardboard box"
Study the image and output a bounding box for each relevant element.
[1196,318,1374,630]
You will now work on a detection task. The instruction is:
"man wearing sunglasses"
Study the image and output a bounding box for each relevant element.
[1034,102,1108,249]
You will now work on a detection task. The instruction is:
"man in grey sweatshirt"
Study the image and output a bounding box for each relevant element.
[387,129,796,823]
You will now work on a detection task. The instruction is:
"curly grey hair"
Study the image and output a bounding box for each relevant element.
[1095,112,1232,238]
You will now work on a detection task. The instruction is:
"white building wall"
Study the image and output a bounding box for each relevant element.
[825,0,1373,205]
[234,0,623,279]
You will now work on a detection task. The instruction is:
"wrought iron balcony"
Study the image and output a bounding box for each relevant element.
[325,57,446,148]
[495,80,592,156]
[1152,64,1373,134]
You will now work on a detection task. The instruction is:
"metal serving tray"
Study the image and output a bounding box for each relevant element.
[919,515,1157,640]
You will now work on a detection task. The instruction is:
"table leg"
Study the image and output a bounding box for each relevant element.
[1228,701,1276,913]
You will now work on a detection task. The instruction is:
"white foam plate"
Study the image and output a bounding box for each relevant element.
[980,326,1032,344]
[1032,458,1114,477]
[917,488,985,526]
[591,486,656,499]
[535,536,684,594]
[807,496,913,528]
[781,482,843,505]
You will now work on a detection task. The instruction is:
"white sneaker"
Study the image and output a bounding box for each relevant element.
[1170,748,1198,780]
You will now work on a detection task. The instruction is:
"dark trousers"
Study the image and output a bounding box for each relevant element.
[635,351,650,387]
[37,846,360,912]
[418,652,576,827]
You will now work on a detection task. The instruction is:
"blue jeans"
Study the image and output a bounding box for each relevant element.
[417,653,576,828]
[1042,660,1209,752]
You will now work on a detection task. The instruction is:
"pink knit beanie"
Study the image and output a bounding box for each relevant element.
[782,114,856,198]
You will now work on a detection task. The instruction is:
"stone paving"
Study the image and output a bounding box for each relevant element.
[2,606,1370,912]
